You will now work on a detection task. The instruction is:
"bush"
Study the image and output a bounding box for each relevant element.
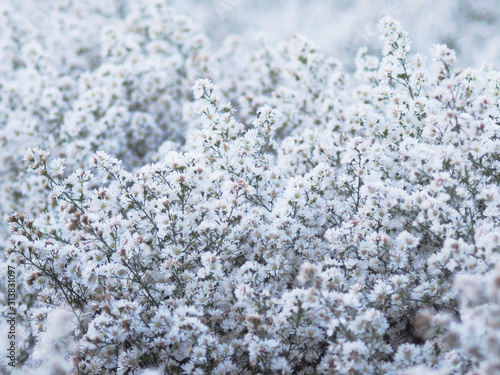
[2,2,500,374]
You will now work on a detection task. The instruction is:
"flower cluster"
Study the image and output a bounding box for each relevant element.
[1,3,500,375]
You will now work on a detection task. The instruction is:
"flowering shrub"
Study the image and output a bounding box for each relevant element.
[1,2,500,374]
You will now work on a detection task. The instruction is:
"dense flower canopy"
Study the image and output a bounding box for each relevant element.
[1,1,500,374]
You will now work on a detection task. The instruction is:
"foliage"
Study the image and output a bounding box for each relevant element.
[1,2,500,374]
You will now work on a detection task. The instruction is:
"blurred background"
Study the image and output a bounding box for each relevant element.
[166,0,500,69]
[7,0,500,69]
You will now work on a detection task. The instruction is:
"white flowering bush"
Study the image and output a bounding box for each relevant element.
[2,1,500,374]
